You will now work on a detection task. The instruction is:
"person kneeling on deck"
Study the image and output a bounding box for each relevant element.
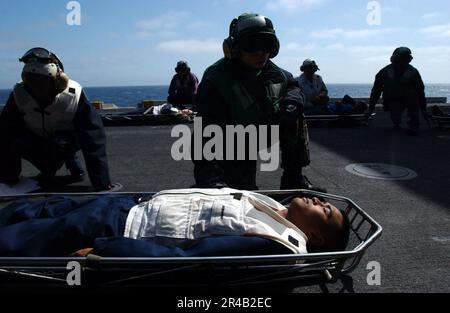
[167,61,199,110]
[0,189,350,257]
[0,47,113,191]
[193,13,324,191]
[297,59,330,115]
[365,47,428,136]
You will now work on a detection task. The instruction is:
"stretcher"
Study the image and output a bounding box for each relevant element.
[305,113,375,127]
[0,190,382,292]
[428,106,450,129]
[100,107,195,127]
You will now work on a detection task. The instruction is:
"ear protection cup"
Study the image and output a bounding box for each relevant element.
[270,37,280,59]
[223,18,239,59]
[55,71,69,93]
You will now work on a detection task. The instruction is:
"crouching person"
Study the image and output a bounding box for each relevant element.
[0,47,113,191]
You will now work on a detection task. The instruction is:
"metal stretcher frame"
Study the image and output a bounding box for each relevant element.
[0,190,382,291]
[429,115,450,129]
[305,113,375,126]
[100,109,195,126]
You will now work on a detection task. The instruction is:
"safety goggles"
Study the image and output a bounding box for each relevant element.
[19,47,64,71]
[238,33,276,54]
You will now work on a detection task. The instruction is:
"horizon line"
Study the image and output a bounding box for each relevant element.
[1,82,450,90]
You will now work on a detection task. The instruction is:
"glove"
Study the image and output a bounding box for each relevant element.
[94,184,114,192]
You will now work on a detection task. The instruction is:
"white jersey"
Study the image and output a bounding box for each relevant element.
[13,80,82,138]
[124,188,308,254]
[297,74,327,108]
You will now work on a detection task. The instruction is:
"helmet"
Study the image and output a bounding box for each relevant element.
[300,59,319,72]
[390,47,413,64]
[20,47,69,92]
[19,47,64,71]
[175,60,189,73]
[22,62,59,78]
[223,13,280,59]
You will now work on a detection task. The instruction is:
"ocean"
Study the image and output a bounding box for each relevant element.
[1,84,449,107]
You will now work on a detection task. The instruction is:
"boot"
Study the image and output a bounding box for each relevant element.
[280,172,327,193]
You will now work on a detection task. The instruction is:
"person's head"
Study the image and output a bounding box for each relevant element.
[300,59,320,77]
[175,61,190,77]
[390,47,413,67]
[19,47,69,103]
[223,13,280,70]
[287,197,350,253]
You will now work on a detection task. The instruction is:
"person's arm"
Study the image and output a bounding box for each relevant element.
[191,73,199,106]
[73,91,112,190]
[415,69,427,111]
[192,79,228,188]
[0,93,24,183]
[319,76,328,97]
[369,69,385,110]
[280,76,310,171]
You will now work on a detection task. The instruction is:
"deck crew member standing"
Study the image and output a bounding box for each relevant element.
[193,13,323,191]
[366,47,427,136]
[0,47,113,191]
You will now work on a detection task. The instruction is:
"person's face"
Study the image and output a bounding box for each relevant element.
[303,67,316,77]
[240,50,270,70]
[23,73,56,103]
[178,67,189,76]
[288,197,344,246]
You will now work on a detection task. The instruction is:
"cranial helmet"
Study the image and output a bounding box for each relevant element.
[19,47,69,92]
[223,13,280,59]
[300,59,320,72]
[390,47,413,64]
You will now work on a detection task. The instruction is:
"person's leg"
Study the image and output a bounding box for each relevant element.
[65,152,85,181]
[389,102,405,128]
[0,141,22,184]
[279,109,325,191]
[224,160,258,190]
[406,97,420,134]
[14,132,64,180]
[0,195,136,256]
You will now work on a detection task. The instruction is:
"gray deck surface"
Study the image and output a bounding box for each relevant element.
[17,106,450,293]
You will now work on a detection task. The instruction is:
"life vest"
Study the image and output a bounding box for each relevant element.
[382,65,420,101]
[124,188,308,254]
[202,58,288,126]
[13,80,81,138]
[297,74,326,108]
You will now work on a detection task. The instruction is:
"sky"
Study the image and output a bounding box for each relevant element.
[0,0,449,88]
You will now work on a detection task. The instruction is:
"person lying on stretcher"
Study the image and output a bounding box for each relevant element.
[0,188,350,257]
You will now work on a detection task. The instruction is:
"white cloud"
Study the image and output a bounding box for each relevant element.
[419,24,450,38]
[283,42,316,51]
[156,39,222,54]
[136,11,190,31]
[266,0,324,12]
[311,28,401,39]
[421,13,438,20]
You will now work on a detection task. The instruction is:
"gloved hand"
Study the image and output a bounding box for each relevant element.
[94,184,114,192]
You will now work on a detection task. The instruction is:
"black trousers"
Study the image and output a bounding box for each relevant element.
[387,98,420,130]
[2,131,82,180]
